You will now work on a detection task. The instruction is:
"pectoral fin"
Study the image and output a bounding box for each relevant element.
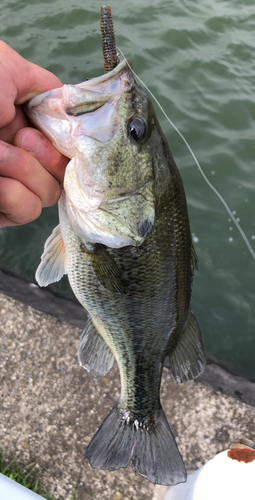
[84,243,126,294]
[166,310,206,383]
[78,316,114,377]
[36,224,66,287]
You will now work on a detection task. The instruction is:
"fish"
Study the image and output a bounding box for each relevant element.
[24,26,206,488]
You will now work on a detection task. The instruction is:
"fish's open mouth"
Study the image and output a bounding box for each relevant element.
[26,59,133,114]
[25,60,134,152]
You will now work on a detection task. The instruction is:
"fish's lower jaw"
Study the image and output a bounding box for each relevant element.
[86,405,187,486]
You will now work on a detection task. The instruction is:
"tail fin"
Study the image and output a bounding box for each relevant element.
[86,405,186,486]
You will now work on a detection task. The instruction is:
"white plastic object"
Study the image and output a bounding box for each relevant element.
[0,473,44,499]
[165,449,255,500]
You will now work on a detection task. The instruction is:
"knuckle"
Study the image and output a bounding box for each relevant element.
[19,155,36,178]
[0,178,42,224]
[0,178,19,212]
[43,181,61,207]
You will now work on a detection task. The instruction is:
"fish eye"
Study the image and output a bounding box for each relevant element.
[128,117,146,142]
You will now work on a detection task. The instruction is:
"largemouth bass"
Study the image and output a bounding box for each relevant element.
[25,56,205,486]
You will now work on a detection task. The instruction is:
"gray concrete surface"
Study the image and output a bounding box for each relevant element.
[0,291,255,500]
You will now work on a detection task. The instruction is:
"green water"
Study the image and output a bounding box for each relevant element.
[0,0,254,379]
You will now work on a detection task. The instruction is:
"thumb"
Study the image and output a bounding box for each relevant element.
[0,41,62,126]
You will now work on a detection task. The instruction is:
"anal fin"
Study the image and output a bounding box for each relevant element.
[166,310,206,383]
[78,316,114,377]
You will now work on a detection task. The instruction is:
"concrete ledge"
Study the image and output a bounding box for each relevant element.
[196,363,255,408]
[0,269,87,329]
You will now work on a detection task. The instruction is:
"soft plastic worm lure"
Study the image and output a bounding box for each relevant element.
[100,5,118,73]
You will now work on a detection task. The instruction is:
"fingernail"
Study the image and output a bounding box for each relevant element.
[0,142,8,161]
[20,129,44,153]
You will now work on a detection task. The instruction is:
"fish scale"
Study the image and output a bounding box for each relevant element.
[59,163,189,416]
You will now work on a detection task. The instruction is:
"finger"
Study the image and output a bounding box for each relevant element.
[0,176,42,226]
[14,127,68,183]
[0,141,61,207]
[0,42,62,128]
[0,106,30,144]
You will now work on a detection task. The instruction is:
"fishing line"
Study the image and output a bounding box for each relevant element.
[117,47,255,261]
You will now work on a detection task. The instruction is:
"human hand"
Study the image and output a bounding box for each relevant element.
[0,41,69,228]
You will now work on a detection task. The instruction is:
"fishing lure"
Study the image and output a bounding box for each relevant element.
[100,5,118,73]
